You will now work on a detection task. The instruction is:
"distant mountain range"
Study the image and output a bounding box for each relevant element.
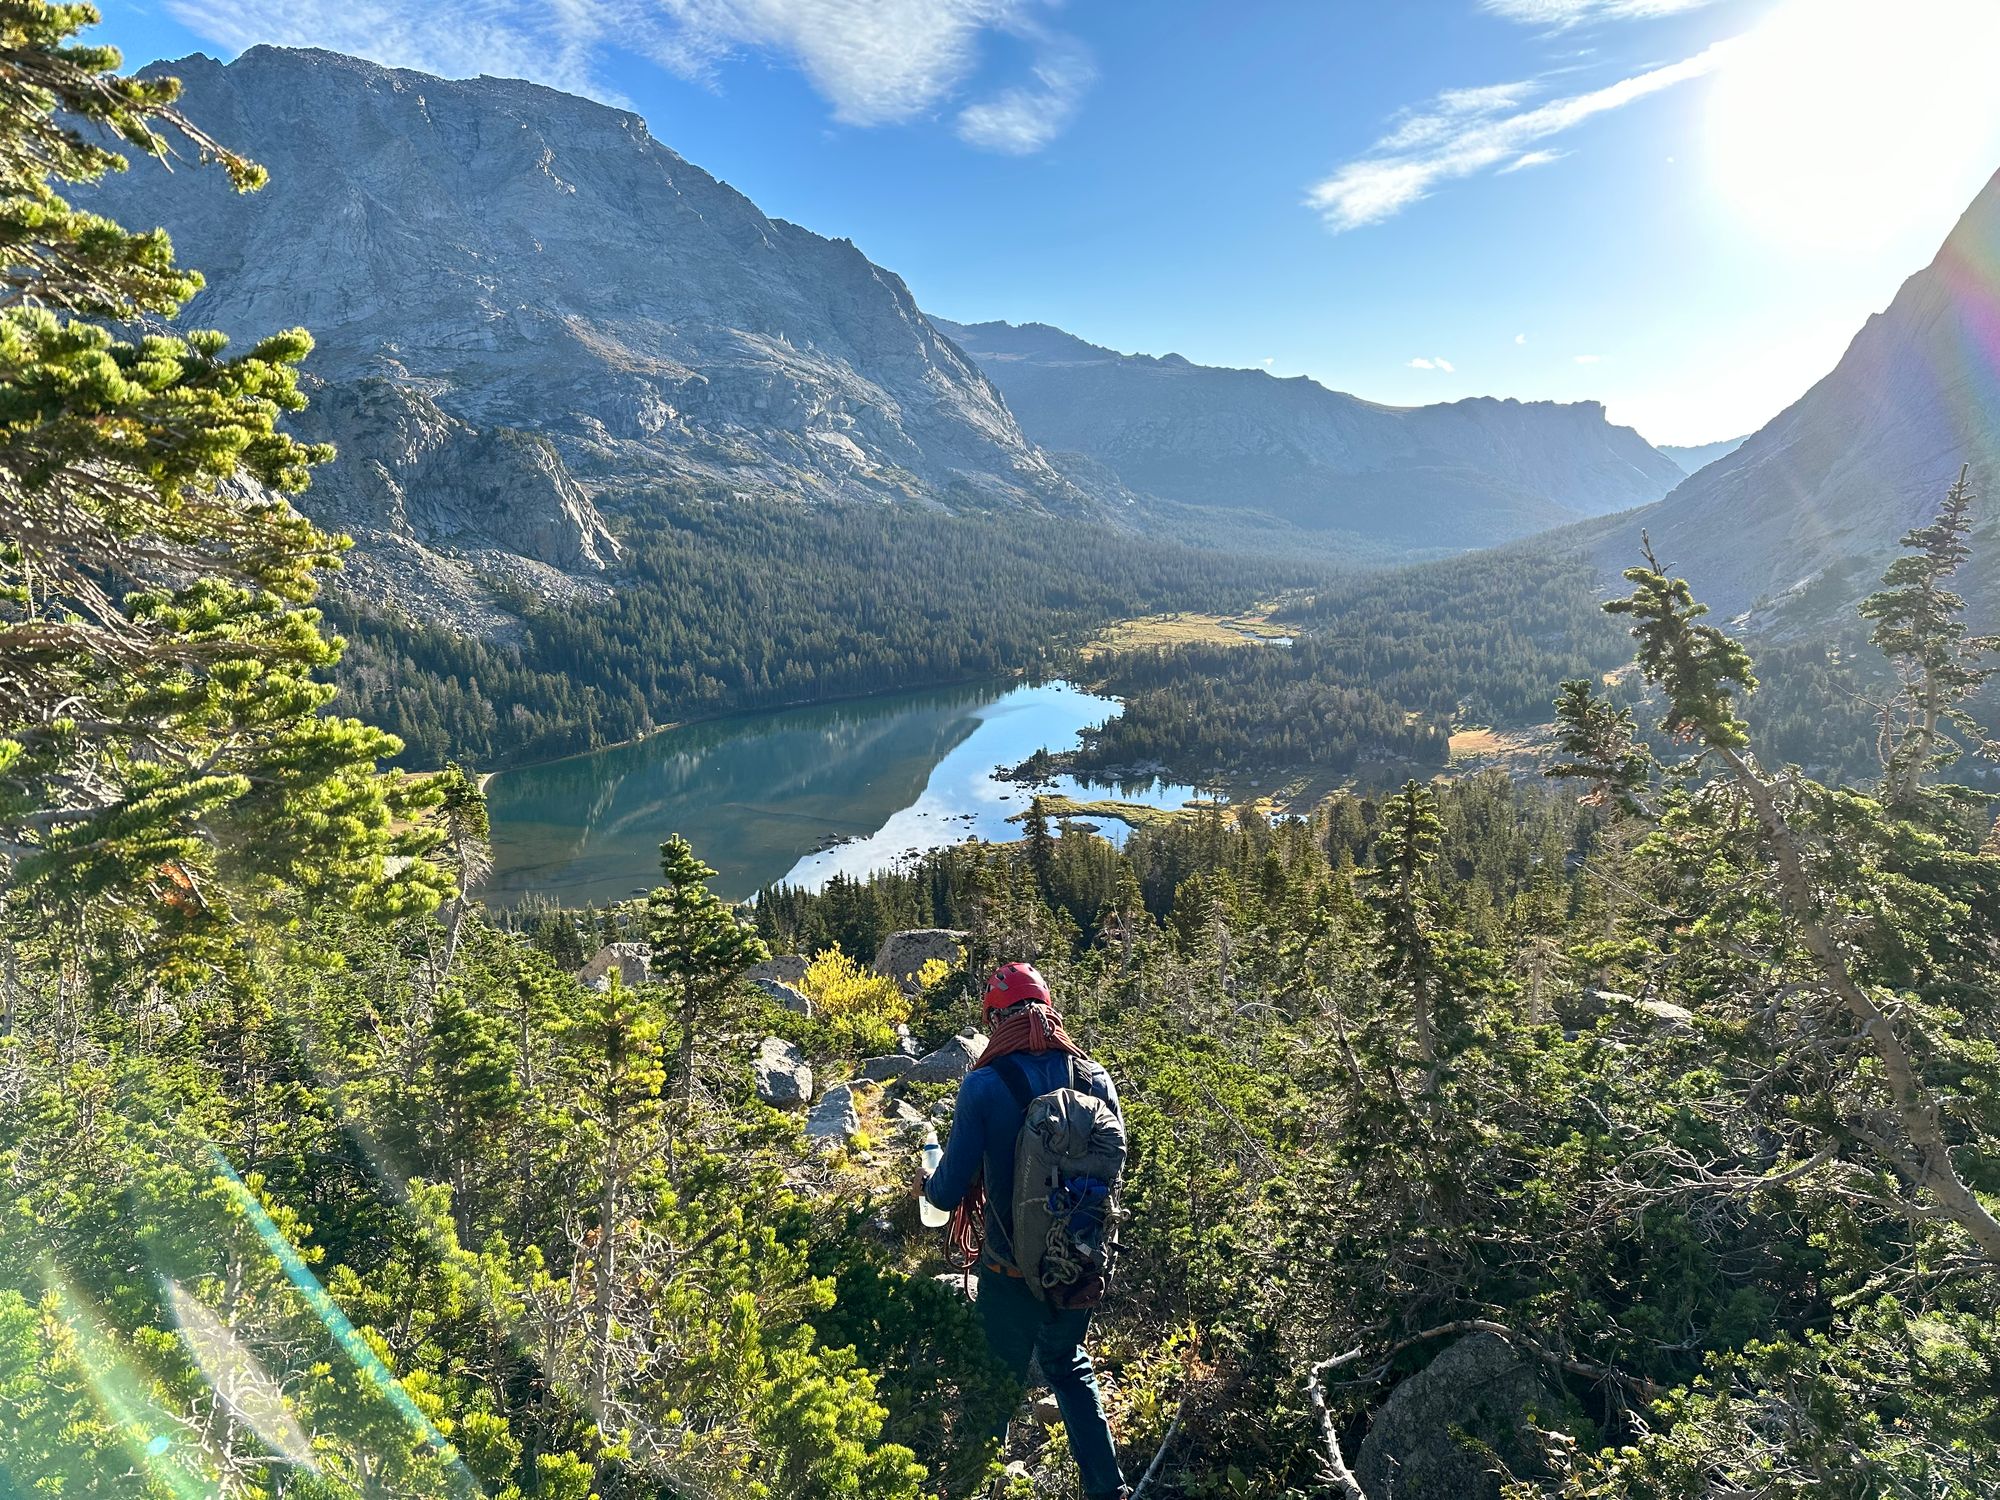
[1593,168,2000,625]
[933,318,1686,550]
[78,46,1719,626]
[1658,436,1748,474]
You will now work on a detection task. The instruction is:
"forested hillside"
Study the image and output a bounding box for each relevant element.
[1050,547,1888,793]
[326,489,1319,769]
[5,16,1999,1500]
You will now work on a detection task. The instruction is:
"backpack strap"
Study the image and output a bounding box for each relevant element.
[989,1054,1035,1115]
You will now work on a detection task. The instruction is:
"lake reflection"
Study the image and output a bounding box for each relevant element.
[480,680,1202,905]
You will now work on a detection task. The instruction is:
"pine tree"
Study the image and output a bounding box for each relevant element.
[563,972,666,1453]
[1562,533,2000,1264]
[428,764,491,978]
[645,835,767,1114]
[0,3,446,958]
[1020,794,1057,898]
[423,981,519,1243]
[1858,466,1997,806]
[1361,779,1448,1077]
[1549,677,1651,812]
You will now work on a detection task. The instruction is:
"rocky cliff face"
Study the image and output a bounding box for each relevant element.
[1596,170,2000,624]
[88,47,1085,626]
[933,319,1685,550]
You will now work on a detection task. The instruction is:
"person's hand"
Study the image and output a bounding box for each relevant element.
[910,1169,930,1203]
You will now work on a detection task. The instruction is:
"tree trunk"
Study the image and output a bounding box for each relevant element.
[1719,746,2000,1263]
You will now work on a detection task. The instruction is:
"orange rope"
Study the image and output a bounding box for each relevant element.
[941,1002,1088,1276]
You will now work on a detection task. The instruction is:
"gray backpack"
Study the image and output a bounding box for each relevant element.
[990,1055,1127,1307]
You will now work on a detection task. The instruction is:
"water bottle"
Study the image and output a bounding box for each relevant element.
[918,1129,950,1229]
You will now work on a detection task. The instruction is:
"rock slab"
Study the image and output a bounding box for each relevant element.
[753,1037,812,1110]
[904,1027,987,1086]
[1356,1332,1560,1500]
[873,929,968,995]
[752,977,814,1016]
[578,942,650,991]
[748,955,810,987]
[804,1082,863,1148]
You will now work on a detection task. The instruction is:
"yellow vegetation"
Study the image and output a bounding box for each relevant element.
[1032,793,1248,833]
[802,949,912,1052]
[1447,724,1556,771]
[1083,610,1292,657]
[1448,727,1507,758]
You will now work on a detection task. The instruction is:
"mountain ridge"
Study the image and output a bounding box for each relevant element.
[933,315,1686,550]
[1658,435,1749,474]
[87,46,1093,628]
[1590,168,2000,625]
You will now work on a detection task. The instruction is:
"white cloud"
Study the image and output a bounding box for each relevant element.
[1574,353,1604,363]
[1515,333,1529,345]
[656,0,1025,127]
[1378,78,1540,149]
[162,0,612,97]
[1306,38,1741,231]
[1482,0,1721,25]
[955,34,1093,154]
[1408,356,1455,372]
[1499,147,1566,172]
[1260,357,1275,368]
[164,0,1092,150]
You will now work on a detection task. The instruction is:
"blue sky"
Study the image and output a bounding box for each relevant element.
[100,0,2000,445]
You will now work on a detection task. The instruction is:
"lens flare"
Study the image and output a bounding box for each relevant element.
[40,1269,211,1500]
[205,1150,482,1491]
[165,1279,316,1472]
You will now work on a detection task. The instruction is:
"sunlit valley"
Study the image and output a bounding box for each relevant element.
[5,2,1999,1497]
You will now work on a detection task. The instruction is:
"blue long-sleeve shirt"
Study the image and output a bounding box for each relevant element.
[923,1049,1121,1271]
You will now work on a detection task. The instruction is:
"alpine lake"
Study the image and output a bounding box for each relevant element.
[479,680,1206,906]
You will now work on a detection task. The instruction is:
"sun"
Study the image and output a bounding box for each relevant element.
[1705,0,2000,255]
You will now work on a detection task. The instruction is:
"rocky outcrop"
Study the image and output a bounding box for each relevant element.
[804,1082,864,1149]
[752,978,814,1017]
[873,929,968,995]
[578,942,649,991]
[88,47,1089,632]
[904,1027,987,1086]
[935,318,1684,551]
[753,1037,813,1110]
[857,1054,914,1083]
[275,376,618,633]
[1597,990,1698,1036]
[293,378,617,571]
[1356,1333,1561,1500]
[886,1098,930,1135]
[748,955,811,987]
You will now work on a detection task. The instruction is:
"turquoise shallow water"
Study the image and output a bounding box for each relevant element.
[479,680,1202,905]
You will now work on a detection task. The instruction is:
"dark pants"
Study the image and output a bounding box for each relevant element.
[977,1265,1126,1499]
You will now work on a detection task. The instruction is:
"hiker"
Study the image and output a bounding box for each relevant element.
[920,962,1130,1500]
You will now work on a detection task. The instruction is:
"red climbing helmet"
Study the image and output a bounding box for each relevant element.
[982,961,1052,1017]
